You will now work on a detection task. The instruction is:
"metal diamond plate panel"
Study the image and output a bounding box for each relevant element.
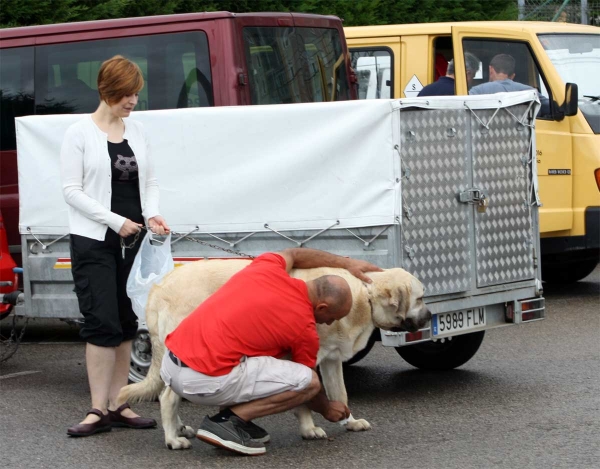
[399,109,473,295]
[471,104,535,286]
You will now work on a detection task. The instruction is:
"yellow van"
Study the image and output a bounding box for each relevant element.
[345,22,600,283]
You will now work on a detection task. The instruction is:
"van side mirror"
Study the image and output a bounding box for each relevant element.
[563,82,578,117]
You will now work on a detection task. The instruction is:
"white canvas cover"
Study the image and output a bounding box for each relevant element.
[16,99,399,235]
[16,91,537,236]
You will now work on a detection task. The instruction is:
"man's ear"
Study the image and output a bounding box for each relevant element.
[313,302,329,323]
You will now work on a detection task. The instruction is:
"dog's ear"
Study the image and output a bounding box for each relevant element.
[385,288,399,308]
[396,283,411,315]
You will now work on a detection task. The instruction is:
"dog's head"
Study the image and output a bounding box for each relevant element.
[365,268,431,333]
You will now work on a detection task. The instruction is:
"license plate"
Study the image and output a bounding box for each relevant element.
[432,308,486,336]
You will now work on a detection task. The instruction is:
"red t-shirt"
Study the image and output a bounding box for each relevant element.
[165,253,320,376]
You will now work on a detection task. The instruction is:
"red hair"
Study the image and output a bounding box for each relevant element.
[97,55,144,105]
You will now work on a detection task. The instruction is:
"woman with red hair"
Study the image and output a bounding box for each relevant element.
[61,55,169,437]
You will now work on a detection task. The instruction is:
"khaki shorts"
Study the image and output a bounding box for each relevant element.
[160,351,313,407]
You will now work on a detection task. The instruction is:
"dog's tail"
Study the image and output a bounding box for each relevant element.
[117,334,166,405]
[117,286,168,405]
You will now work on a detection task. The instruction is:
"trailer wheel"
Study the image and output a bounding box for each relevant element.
[129,325,151,383]
[395,331,485,370]
[344,330,378,366]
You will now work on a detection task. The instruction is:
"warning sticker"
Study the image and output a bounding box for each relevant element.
[403,75,423,98]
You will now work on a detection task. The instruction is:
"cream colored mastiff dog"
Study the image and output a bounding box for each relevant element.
[118,258,430,449]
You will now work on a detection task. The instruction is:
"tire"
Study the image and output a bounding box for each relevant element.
[129,325,152,383]
[395,331,485,370]
[542,258,598,284]
[344,330,379,366]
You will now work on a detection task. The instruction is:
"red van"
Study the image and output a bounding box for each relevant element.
[0,12,356,266]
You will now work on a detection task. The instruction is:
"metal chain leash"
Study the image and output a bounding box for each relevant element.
[169,231,255,259]
[0,315,29,363]
[120,230,142,259]
[133,226,255,259]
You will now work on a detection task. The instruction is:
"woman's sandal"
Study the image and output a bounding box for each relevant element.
[108,402,157,429]
[67,409,112,437]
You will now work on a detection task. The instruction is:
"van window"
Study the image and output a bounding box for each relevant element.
[350,49,392,99]
[0,47,34,151]
[539,34,600,133]
[34,31,212,115]
[243,27,350,104]
[462,39,551,117]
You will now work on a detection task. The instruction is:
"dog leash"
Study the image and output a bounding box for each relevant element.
[124,226,255,259]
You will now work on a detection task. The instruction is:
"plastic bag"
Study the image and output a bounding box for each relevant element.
[126,232,174,322]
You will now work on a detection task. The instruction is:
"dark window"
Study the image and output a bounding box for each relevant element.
[350,48,392,100]
[34,31,213,115]
[0,47,34,151]
[433,37,453,83]
[462,39,552,118]
[243,27,350,104]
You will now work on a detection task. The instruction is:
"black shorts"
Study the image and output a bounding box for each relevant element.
[70,230,141,347]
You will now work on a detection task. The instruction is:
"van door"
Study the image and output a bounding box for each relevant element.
[451,26,573,234]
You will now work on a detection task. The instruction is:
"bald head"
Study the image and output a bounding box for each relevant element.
[307,275,353,325]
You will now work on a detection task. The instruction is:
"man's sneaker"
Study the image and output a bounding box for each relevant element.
[196,415,266,456]
[235,419,270,444]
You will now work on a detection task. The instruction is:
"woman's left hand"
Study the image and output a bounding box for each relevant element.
[148,215,170,235]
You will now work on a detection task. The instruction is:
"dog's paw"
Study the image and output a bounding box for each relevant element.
[301,426,328,440]
[178,425,195,439]
[346,418,371,432]
[165,437,192,450]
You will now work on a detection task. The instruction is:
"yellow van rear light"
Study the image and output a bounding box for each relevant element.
[595,169,600,191]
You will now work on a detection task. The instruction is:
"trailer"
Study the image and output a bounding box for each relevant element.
[6,93,544,380]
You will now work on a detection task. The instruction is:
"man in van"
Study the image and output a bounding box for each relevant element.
[418,52,480,97]
[469,53,550,114]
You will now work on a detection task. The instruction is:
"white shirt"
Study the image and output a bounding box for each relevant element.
[60,115,160,240]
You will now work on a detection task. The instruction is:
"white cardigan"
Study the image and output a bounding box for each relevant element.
[60,115,160,240]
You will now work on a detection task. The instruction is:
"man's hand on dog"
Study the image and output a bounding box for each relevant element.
[323,401,351,422]
[345,259,383,284]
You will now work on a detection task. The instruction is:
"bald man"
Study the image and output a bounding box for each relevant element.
[161,248,382,455]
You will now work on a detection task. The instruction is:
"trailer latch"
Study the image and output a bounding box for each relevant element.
[457,188,488,213]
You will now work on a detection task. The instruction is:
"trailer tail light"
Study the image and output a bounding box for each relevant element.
[405,331,423,342]
[380,328,430,347]
[520,301,536,322]
[506,298,545,324]
[595,169,600,192]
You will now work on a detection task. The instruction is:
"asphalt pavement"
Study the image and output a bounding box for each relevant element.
[1,266,598,469]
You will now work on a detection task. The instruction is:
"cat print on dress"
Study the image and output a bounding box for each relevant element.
[114,154,138,181]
